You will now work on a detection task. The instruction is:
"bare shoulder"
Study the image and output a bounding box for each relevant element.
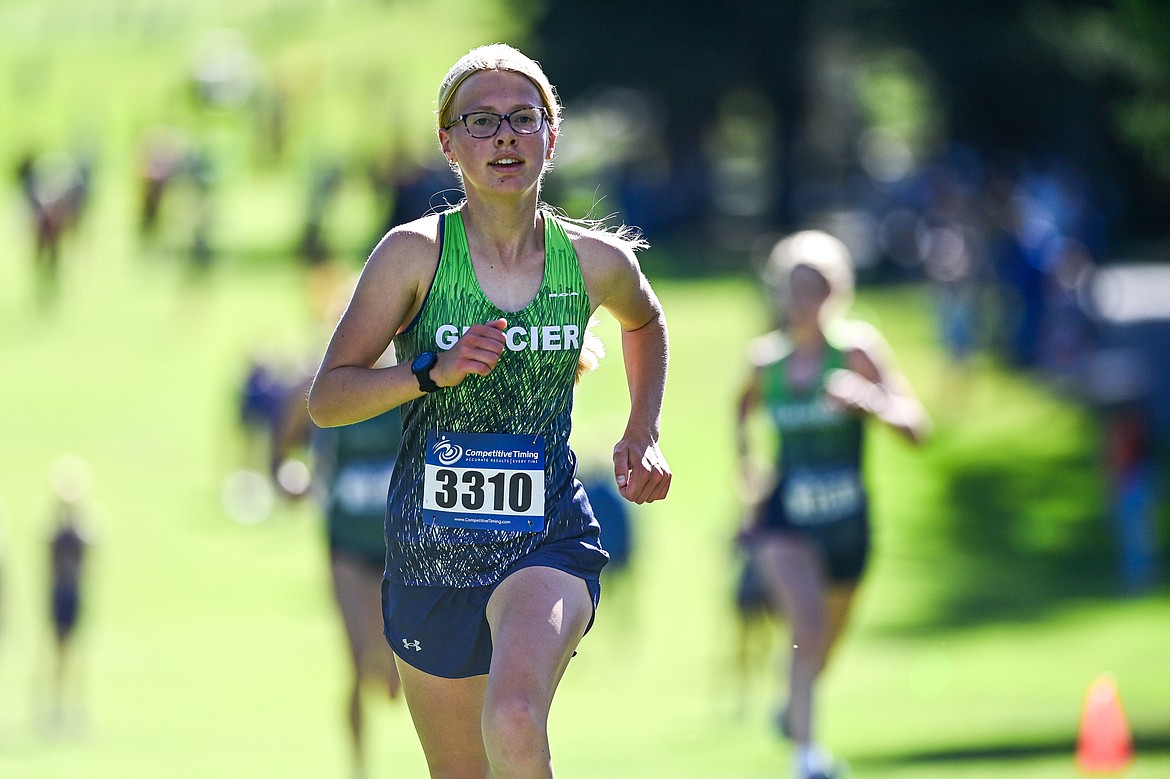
[831,319,887,352]
[832,319,896,377]
[559,218,647,309]
[560,218,641,270]
[748,330,793,369]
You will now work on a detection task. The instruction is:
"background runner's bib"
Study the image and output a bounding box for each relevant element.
[782,467,864,525]
[312,407,401,564]
[335,461,397,516]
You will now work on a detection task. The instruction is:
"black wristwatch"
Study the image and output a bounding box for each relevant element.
[410,351,441,393]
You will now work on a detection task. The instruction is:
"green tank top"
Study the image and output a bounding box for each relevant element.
[761,334,867,526]
[386,208,600,587]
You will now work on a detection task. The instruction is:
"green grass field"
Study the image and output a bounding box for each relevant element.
[1,220,1167,778]
[2,0,1169,776]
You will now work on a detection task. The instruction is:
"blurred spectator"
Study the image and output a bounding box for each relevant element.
[298,159,345,268]
[45,455,95,735]
[367,146,460,245]
[986,160,1108,370]
[134,127,218,272]
[252,79,290,167]
[185,147,216,272]
[238,356,299,466]
[239,358,286,428]
[189,28,256,115]
[1083,262,1170,594]
[918,163,991,415]
[296,159,350,320]
[1037,236,1094,387]
[137,125,189,242]
[1103,400,1158,594]
[15,149,94,306]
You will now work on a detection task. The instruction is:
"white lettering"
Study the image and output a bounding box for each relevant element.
[436,325,461,350]
[432,324,582,353]
[769,399,840,429]
[505,326,527,351]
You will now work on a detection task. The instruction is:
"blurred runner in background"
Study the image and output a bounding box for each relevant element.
[736,230,930,779]
[271,357,402,779]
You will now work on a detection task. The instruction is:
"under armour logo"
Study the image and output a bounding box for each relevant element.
[402,638,422,652]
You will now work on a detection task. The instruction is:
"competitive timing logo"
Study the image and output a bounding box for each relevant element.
[431,436,464,466]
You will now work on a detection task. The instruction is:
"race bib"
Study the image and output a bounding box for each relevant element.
[783,468,863,526]
[332,461,395,516]
[423,431,546,532]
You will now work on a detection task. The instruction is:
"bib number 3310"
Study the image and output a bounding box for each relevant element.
[423,431,545,532]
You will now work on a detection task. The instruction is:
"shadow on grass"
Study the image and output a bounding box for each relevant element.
[895,428,1169,632]
[853,729,1170,767]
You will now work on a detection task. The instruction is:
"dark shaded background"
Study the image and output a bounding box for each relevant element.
[536,0,1168,252]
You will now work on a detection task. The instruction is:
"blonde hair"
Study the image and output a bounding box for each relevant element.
[50,454,92,505]
[763,230,854,323]
[575,316,605,384]
[436,44,562,134]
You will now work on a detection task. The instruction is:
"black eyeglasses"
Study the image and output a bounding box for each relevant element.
[444,107,547,139]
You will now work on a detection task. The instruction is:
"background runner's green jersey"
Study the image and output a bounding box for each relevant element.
[761,331,868,527]
[312,408,401,568]
[386,208,605,588]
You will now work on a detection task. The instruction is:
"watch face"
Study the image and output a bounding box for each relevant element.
[411,351,437,372]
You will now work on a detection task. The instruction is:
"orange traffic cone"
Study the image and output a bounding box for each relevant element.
[1076,674,1134,774]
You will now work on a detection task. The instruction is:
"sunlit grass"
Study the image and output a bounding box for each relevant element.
[3,218,1169,778]
[1,1,1168,776]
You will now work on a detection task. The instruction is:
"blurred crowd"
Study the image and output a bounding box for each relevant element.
[1,15,1167,779]
[8,24,1167,602]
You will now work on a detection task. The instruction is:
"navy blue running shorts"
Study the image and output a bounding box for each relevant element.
[756,486,871,583]
[51,584,81,640]
[382,538,606,679]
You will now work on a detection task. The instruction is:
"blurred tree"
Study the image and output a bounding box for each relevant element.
[535,0,806,238]
[535,0,1170,249]
[1025,0,1170,245]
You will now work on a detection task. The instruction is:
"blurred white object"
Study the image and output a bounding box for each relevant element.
[1085,263,1170,324]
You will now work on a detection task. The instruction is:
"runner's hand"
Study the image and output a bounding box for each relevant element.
[434,319,508,387]
[613,437,671,504]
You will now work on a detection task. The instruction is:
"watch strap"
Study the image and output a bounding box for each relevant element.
[412,353,441,393]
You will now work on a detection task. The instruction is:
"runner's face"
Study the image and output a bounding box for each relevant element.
[439,70,554,197]
[787,264,832,327]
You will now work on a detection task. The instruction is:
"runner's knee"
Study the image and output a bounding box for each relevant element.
[482,692,548,768]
